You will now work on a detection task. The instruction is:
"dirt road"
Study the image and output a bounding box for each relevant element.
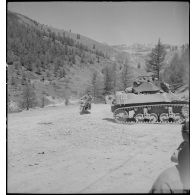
[8,104,183,193]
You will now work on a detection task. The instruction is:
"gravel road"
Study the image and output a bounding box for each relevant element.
[7,104,183,193]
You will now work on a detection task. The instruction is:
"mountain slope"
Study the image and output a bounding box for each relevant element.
[8,10,121,58]
[7,10,134,111]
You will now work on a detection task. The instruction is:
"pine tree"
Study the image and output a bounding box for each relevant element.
[103,66,113,95]
[90,71,104,102]
[63,77,71,105]
[35,59,41,75]
[163,45,189,89]
[51,32,56,42]
[111,63,118,93]
[41,90,46,108]
[21,73,27,85]
[146,39,166,80]
[165,54,180,88]
[91,71,98,102]
[180,45,189,86]
[121,59,133,90]
[64,45,68,54]
[21,83,37,110]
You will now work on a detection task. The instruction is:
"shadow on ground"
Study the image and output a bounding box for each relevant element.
[103,118,137,124]
[80,111,91,115]
[102,118,116,123]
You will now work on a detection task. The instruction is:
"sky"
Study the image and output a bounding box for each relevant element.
[8,1,189,46]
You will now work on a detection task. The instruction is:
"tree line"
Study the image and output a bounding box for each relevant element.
[7,11,106,79]
[145,39,189,90]
[10,39,189,111]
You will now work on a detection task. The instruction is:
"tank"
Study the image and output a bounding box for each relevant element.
[111,78,189,124]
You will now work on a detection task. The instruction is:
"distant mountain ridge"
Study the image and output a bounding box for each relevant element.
[8,10,125,59]
[111,42,187,69]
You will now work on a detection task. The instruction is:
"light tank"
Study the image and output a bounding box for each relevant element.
[111,78,189,124]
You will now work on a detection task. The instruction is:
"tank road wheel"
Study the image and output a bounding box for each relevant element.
[174,113,185,124]
[114,109,129,123]
[160,113,169,123]
[149,113,158,123]
[135,114,144,123]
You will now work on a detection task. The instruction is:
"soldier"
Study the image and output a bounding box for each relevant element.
[150,121,190,193]
[171,121,189,163]
[80,91,93,112]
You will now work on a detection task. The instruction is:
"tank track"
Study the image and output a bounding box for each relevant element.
[112,102,189,125]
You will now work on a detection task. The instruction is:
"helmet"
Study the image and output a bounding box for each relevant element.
[87,90,91,95]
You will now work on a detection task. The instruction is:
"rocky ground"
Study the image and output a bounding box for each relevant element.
[8,104,183,193]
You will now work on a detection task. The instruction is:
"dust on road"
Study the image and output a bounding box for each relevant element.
[8,104,183,193]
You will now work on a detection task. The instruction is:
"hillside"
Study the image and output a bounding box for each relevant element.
[8,11,123,59]
[7,11,189,112]
[7,11,135,111]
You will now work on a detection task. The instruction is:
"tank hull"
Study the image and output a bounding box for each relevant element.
[111,101,189,124]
